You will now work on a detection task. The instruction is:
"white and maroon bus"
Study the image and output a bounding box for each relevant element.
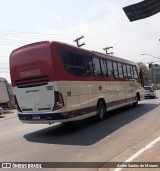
[10,41,144,124]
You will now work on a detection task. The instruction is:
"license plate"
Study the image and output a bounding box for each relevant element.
[32,115,41,120]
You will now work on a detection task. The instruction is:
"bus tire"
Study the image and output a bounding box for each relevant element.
[96,101,106,120]
[133,95,138,107]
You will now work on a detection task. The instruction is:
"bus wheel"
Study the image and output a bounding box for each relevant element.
[133,95,138,106]
[96,101,106,120]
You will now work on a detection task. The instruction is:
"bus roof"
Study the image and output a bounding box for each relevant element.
[92,51,136,65]
[10,41,50,54]
[11,40,137,66]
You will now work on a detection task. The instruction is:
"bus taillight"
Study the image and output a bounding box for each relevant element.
[14,95,22,112]
[53,91,64,111]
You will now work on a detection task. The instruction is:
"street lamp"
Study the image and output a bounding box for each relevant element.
[141,54,160,60]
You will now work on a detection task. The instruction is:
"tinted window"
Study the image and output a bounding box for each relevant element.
[106,61,113,77]
[92,57,101,76]
[126,65,131,77]
[113,62,119,77]
[118,63,123,78]
[132,66,138,78]
[122,64,127,77]
[130,66,134,78]
[144,86,152,90]
[62,49,86,76]
[100,59,107,77]
[85,56,94,76]
[73,53,84,67]
[62,50,73,66]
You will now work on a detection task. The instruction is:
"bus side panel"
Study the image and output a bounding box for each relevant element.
[55,81,89,119]
[88,81,120,111]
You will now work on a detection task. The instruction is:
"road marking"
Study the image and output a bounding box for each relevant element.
[113,136,160,171]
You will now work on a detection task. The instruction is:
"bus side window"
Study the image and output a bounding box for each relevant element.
[106,60,114,77]
[92,57,102,77]
[113,62,119,77]
[130,65,134,78]
[62,50,73,66]
[132,66,138,79]
[122,64,127,77]
[126,65,131,78]
[72,53,86,77]
[118,63,123,78]
[85,56,94,77]
[100,59,108,77]
[61,49,86,77]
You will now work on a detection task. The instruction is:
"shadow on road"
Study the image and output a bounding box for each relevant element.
[24,103,159,146]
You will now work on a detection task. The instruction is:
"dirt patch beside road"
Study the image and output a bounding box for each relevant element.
[0,109,17,121]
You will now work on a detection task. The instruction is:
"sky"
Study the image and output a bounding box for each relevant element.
[0,0,160,83]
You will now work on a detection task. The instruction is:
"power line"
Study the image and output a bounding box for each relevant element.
[86,43,103,51]
[86,36,107,47]
[0,28,114,53]
[0,28,108,51]
[0,28,80,37]
[0,28,80,47]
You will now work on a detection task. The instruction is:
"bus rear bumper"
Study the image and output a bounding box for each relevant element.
[17,111,81,124]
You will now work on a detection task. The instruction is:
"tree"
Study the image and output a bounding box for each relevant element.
[137,62,149,85]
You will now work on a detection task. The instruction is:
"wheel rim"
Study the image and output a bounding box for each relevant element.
[97,102,105,119]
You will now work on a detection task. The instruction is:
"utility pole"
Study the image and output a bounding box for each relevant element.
[103,47,113,55]
[74,35,85,47]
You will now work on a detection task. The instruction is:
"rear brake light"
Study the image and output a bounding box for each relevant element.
[14,95,22,112]
[52,91,64,111]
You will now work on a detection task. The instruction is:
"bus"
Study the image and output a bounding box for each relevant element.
[10,41,144,124]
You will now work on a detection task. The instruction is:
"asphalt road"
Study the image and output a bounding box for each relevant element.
[1,91,160,171]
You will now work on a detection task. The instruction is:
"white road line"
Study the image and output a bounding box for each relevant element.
[113,136,160,171]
